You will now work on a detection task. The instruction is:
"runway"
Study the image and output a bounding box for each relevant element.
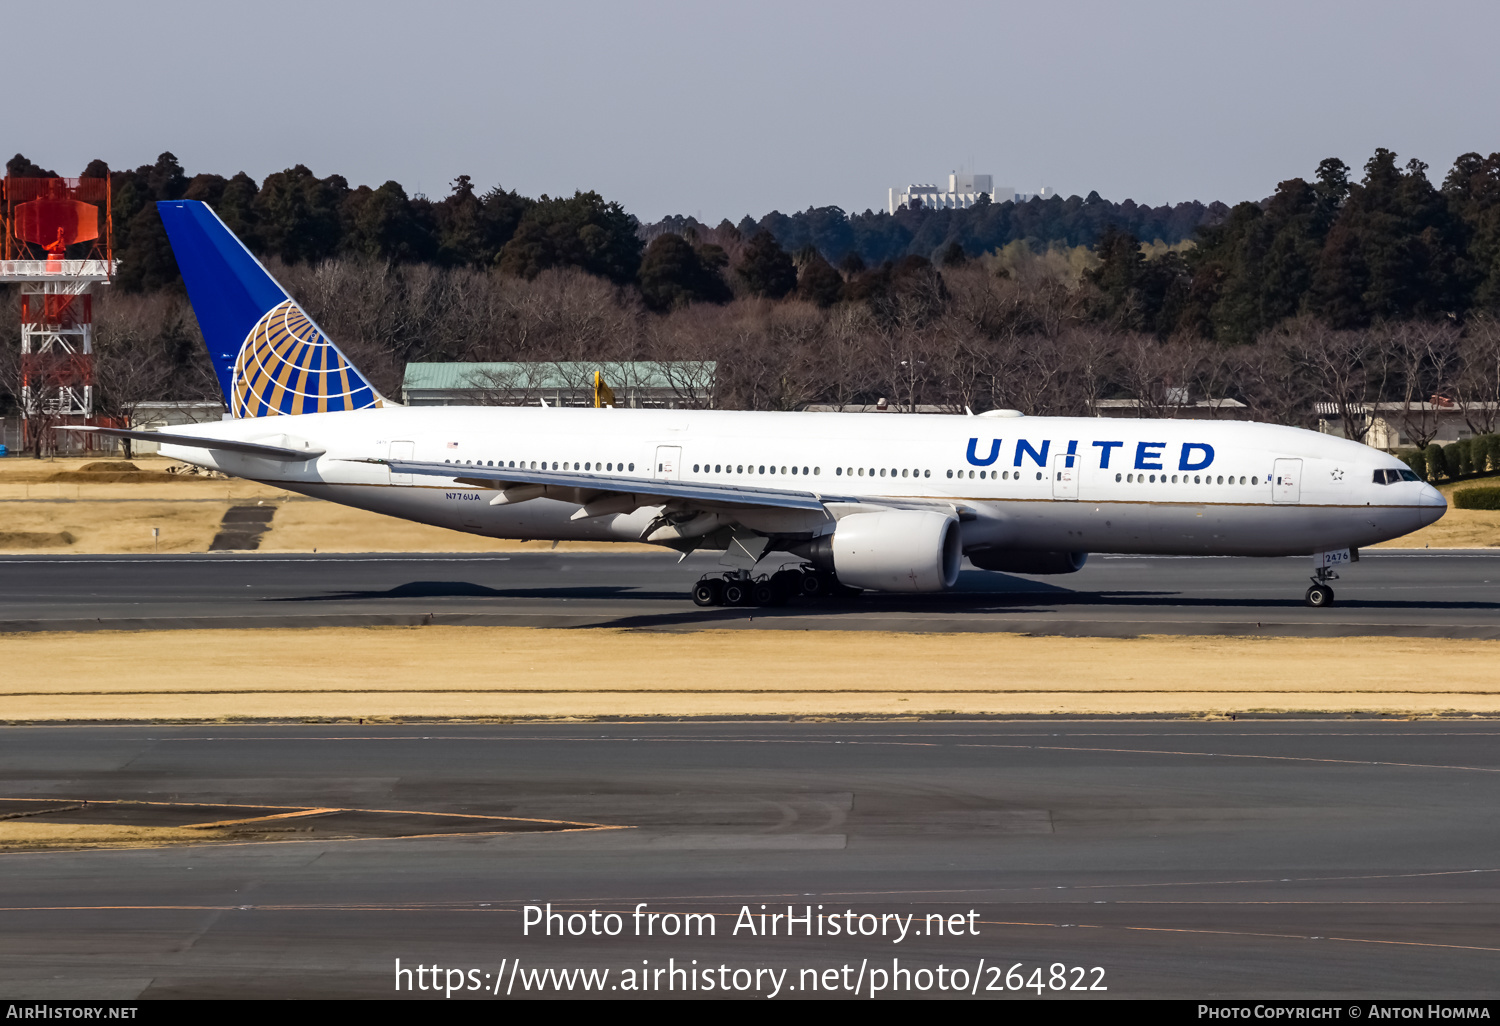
[2,720,1498,999]
[0,549,1496,637]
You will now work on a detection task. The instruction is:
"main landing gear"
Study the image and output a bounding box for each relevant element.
[692,565,858,607]
[1305,566,1337,608]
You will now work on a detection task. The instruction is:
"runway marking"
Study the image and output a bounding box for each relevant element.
[183,808,338,829]
[945,741,1500,775]
[0,796,628,853]
[112,733,1500,774]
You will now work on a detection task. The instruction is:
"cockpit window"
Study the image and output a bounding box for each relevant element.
[1373,469,1390,485]
[1398,469,1420,482]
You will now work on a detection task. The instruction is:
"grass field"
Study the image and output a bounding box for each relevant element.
[2,626,1496,721]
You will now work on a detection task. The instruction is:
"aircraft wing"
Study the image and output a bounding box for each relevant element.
[372,457,856,512]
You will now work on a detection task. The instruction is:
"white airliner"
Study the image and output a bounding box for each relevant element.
[72,201,1446,608]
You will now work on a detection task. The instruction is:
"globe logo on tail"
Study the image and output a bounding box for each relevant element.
[231,300,381,418]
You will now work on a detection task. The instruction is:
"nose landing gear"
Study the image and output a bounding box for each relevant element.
[1304,548,1356,607]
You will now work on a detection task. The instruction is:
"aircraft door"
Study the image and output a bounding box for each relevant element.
[1050,452,1079,500]
[654,445,682,481]
[1273,458,1302,504]
[388,440,415,485]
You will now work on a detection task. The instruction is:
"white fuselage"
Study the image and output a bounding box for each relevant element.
[159,406,1446,558]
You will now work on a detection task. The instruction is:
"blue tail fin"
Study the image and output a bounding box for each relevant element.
[157,200,385,418]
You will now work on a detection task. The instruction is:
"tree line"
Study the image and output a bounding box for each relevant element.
[4,148,1500,473]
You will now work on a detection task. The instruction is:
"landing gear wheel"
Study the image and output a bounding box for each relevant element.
[1305,584,1335,608]
[770,568,804,601]
[692,579,724,607]
[800,571,834,598]
[722,580,750,606]
[751,581,779,606]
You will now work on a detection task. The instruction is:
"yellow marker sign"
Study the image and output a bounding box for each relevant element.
[594,371,615,408]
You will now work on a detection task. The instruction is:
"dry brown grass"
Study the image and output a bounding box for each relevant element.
[0,823,219,849]
[1370,508,1500,548]
[2,626,1496,721]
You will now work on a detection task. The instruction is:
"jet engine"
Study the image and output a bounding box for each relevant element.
[794,510,962,592]
[968,549,1088,574]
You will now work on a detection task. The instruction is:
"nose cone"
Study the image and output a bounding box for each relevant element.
[1418,484,1447,526]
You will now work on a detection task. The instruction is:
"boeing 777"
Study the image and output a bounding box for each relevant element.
[70,201,1447,608]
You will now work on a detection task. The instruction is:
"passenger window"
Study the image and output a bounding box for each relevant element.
[1127,474,1133,482]
[946,470,952,478]
[629,463,635,471]
[1252,476,1258,485]
[879,468,886,477]
[791,466,798,475]
[923,469,929,478]
[1171,474,1177,483]
[1035,472,1043,480]
[1149,474,1156,483]
[1193,475,1200,484]
[1115,473,1122,482]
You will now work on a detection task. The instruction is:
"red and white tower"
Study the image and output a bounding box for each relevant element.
[1,175,115,453]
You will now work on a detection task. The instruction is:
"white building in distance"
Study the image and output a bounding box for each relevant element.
[888,173,1056,214]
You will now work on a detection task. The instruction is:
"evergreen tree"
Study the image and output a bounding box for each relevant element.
[796,249,844,307]
[112,154,190,292]
[5,154,57,178]
[637,233,732,311]
[735,231,797,299]
[253,165,348,264]
[498,191,641,284]
[344,181,430,263]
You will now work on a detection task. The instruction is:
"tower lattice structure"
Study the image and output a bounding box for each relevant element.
[1,175,116,453]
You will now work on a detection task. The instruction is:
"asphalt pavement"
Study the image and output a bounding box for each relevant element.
[1,721,1497,999]
[0,549,1496,637]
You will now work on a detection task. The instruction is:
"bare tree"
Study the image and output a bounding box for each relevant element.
[1230,335,1317,428]
[1281,318,1389,443]
[1374,320,1460,448]
[1453,314,1500,436]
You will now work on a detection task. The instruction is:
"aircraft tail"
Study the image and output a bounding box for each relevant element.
[156,200,385,418]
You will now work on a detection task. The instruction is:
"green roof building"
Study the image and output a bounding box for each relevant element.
[400,361,716,409]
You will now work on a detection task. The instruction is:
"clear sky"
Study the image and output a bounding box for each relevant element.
[5,0,1498,221]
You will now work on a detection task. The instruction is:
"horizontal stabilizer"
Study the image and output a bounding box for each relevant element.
[55,426,325,462]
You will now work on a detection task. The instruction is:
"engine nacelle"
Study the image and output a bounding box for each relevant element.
[825,510,962,592]
[968,549,1088,575]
